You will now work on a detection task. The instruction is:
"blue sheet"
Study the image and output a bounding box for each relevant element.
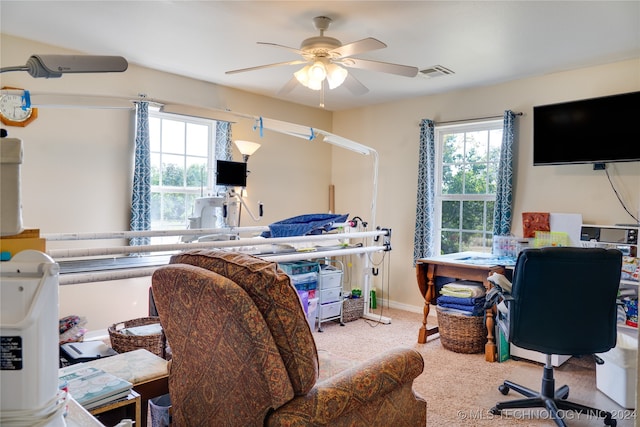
[261,213,349,238]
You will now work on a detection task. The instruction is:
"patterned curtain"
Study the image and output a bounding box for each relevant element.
[493,110,517,236]
[130,102,150,246]
[215,121,232,161]
[215,121,232,195]
[413,119,436,264]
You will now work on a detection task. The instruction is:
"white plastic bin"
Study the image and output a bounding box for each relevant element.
[318,301,341,320]
[307,298,319,330]
[318,267,342,290]
[1,138,23,236]
[596,331,638,409]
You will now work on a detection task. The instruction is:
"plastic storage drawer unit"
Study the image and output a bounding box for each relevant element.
[318,301,342,321]
[318,267,342,290]
[319,287,341,304]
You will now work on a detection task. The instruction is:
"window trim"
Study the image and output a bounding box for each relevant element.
[433,119,502,255]
[148,109,217,232]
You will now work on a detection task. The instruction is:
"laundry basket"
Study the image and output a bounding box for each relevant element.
[436,306,487,354]
[108,317,166,358]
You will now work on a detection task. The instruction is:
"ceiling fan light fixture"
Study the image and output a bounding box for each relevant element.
[294,65,312,87]
[308,61,327,81]
[295,62,324,91]
[307,77,323,91]
[326,63,348,89]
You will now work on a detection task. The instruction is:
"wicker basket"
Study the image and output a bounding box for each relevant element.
[108,316,166,358]
[436,306,487,354]
[342,297,364,322]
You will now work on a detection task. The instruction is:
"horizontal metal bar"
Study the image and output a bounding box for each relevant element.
[48,230,387,259]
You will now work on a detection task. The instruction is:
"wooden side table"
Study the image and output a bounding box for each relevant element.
[416,252,512,362]
[84,349,169,427]
[90,390,140,426]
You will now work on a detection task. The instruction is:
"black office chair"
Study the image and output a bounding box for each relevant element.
[489,247,622,427]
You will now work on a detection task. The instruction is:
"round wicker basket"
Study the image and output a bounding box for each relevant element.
[436,306,487,354]
[108,316,166,358]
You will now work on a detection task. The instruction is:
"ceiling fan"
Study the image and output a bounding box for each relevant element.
[226,16,419,96]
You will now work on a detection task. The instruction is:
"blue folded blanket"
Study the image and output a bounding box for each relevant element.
[437,296,486,316]
[438,302,486,316]
[437,295,485,306]
[261,213,349,238]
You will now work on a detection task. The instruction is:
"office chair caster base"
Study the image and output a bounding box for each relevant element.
[603,413,617,427]
[498,384,509,395]
[489,406,501,415]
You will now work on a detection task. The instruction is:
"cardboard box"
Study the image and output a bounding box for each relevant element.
[0,229,46,259]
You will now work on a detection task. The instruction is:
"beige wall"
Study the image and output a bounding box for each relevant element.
[2,34,639,331]
[332,59,640,310]
[1,34,333,330]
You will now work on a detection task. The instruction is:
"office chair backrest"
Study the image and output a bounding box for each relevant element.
[510,247,622,356]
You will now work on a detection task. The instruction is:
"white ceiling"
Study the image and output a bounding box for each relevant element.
[2,1,639,111]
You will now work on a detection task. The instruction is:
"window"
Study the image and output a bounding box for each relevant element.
[148,110,217,238]
[434,120,503,255]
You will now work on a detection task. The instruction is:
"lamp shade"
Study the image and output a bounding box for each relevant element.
[234,140,261,157]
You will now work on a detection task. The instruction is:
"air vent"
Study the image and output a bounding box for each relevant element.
[418,65,455,78]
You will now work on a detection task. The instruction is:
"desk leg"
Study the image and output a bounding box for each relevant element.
[485,306,497,362]
[417,263,439,343]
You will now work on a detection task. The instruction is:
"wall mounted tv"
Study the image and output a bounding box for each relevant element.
[533,91,640,166]
[215,160,247,187]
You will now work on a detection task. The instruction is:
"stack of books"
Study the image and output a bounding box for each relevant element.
[59,365,133,410]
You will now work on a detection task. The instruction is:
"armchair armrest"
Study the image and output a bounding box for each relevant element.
[267,346,425,426]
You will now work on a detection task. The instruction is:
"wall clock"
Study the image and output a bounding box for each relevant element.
[0,87,38,127]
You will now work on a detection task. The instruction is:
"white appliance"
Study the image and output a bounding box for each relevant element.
[1,250,65,426]
[0,138,23,236]
[192,196,240,229]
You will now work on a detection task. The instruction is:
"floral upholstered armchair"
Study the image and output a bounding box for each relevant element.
[151,250,427,427]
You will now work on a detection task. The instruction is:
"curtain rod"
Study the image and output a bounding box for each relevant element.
[435,111,523,125]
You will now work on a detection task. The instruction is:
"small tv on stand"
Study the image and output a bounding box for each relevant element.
[216,160,247,187]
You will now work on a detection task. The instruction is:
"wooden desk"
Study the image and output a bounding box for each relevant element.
[416,252,512,362]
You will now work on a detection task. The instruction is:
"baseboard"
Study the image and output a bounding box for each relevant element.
[374,298,425,314]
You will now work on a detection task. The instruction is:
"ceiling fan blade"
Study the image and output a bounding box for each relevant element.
[277,76,300,95]
[226,60,307,75]
[342,58,419,77]
[342,73,369,96]
[329,37,387,58]
[257,42,309,57]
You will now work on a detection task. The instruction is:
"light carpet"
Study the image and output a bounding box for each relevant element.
[312,307,635,427]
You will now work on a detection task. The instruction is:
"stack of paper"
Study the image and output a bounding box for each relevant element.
[59,365,132,410]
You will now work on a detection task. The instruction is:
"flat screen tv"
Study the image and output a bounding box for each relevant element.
[533,91,640,166]
[215,160,247,187]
